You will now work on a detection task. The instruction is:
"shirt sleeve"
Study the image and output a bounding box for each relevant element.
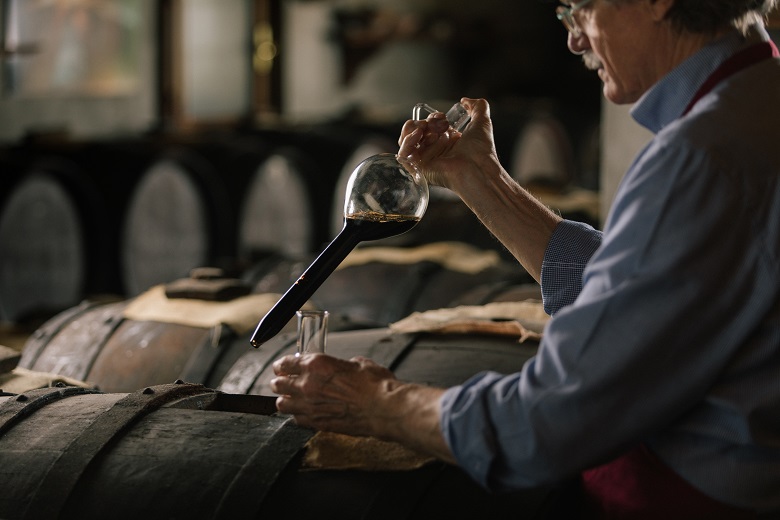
[540,220,603,315]
[439,136,777,491]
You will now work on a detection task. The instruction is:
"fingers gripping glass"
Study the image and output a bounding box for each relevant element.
[556,0,594,38]
[412,102,470,132]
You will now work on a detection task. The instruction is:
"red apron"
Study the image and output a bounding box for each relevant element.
[581,444,758,519]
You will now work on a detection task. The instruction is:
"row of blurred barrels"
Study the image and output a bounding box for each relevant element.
[0,100,599,324]
[0,102,596,519]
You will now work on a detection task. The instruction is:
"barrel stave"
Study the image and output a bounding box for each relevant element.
[412,265,527,313]
[63,408,293,519]
[23,302,128,382]
[0,393,124,519]
[88,319,209,393]
[392,335,537,389]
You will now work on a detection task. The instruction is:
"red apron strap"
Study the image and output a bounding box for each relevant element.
[683,40,778,116]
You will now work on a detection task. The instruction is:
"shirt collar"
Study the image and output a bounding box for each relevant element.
[631,24,770,133]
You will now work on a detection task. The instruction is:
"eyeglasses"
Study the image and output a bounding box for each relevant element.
[556,0,595,38]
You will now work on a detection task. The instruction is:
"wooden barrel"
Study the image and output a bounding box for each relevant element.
[19,289,280,392]
[492,104,602,227]
[449,281,544,307]
[241,242,534,327]
[120,145,235,296]
[0,381,573,519]
[162,132,324,267]
[307,242,532,327]
[240,125,393,252]
[1,138,237,309]
[219,325,540,396]
[378,196,514,255]
[15,261,371,393]
[18,243,532,393]
[100,131,350,297]
[0,152,103,322]
[0,383,311,519]
[508,112,574,188]
[237,148,320,261]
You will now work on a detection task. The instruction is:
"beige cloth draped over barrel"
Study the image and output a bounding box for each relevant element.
[338,241,502,274]
[390,300,549,342]
[122,285,315,335]
[303,431,435,471]
[0,367,96,394]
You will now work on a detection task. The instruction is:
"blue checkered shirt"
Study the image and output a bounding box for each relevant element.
[440,25,780,512]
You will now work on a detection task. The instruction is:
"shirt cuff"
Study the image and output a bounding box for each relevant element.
[439,376,501,489]
[540,220,602,315]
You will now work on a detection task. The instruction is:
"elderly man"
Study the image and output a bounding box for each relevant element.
[272,0,780,516]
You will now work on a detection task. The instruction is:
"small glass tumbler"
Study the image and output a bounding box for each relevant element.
[295,310,329,356]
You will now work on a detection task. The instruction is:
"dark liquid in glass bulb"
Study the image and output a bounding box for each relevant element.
[345,211,420,240]
[250,211,420,347]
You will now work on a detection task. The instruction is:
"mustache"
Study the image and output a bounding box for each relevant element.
[582,52,603,70]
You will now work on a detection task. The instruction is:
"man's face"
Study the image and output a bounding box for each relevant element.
[566,0,663,104]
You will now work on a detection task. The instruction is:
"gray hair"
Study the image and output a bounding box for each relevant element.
[664,0,778,33]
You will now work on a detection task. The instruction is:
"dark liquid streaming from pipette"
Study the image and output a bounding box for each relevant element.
[250,211,419,347]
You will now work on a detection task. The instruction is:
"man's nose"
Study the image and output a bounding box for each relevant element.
[567,32,590,55]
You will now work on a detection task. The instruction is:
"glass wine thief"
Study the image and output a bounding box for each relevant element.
[249,101,469,348]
